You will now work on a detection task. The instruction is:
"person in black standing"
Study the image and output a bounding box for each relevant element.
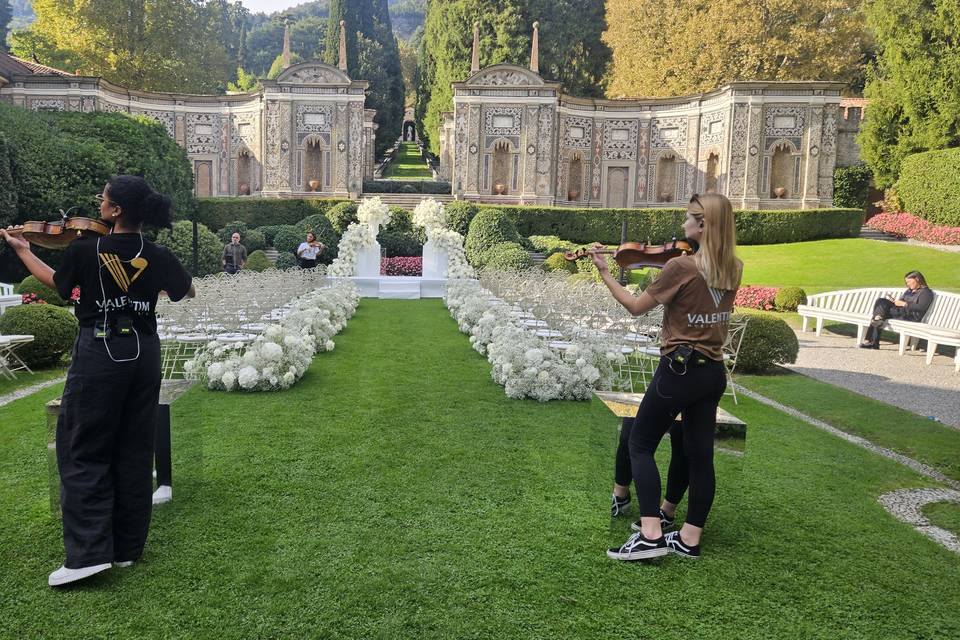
[222,232,247,274]
[1,175,195,586]
[860,271,934,349]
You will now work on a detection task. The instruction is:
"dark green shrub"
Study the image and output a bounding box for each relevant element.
[255,225,284,246]
[445,200,479,236]
[217,222,265,253]
[465,209,522,266]
[733,312,800,373]
[325,201,358,233]
[482,242,533,271]
[272,225,304,255]
[528,235,577,256]
[16,275,67,306]
[542,252,577,273]
[245,250,273,272]
[195,198,348,229]
[155,221,222,276]
[774,287,808,312]
[274,252,298,270]
[732,209,864,244]
[574,253,618,282]
[0,304,78,367]
[897,148,960,226]
[833,165,873,210]
[378,207,425,257]
[296,214,340,265]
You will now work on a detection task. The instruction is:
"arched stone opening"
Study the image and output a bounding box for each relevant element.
[237,149,252,195]
[769,143,794,198]
[568,153,583,201]
[656,154,677,203]
[304,137,324,192]
[705,153,720,194]
[491,140,513,195]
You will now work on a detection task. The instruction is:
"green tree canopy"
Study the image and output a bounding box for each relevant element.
[858,0,960,188]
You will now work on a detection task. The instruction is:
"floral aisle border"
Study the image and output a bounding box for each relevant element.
[185,282,360,391]
[444,279,625,402]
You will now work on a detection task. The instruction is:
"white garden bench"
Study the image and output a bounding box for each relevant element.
[0,282,21,316]
[798,288,960,372]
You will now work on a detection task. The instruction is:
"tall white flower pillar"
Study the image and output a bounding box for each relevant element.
[355,236,381,277]
[421,239,449,279]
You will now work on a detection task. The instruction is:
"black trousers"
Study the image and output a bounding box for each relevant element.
[864,298,909,345]
[617,356,726,528]
[57,328,162,568]
[299,258,317,269]
[616,419,688,506]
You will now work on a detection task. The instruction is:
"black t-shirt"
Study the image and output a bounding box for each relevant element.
[53,233,192,334]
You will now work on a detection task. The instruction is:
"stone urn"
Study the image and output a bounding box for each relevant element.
[308,179,321,192]
[493,183,507,196]
[567,188,580,201]
[773,186,788,199]
[238,183,250,196]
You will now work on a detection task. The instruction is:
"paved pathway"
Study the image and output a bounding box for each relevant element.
[0,377,65,409]
[786,329,959,429]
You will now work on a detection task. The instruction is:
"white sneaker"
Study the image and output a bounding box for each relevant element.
[152,485,172,505]
[48,563,112,586]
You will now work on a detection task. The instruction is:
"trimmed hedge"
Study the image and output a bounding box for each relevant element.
[272,226,305,255]
[528,235,577,257]
[245,250,273,272]
[542,252,577,273]
[195,198,348,230]
[274,252,298,270]
[325,201,359,233]
[733,311,800,373]
[379,208,425,258]
[774,287,808,312]
[0,304,78,367]
[465,209,522,267]
[484,205,863,246]
[156,221,222,277]
[897,148,960,226]
[362,180,451,194]
[216,222,265,253]
[483,242,533,271]
[833,165,873,210]
[16,275,67,306]
[445,200,479,236]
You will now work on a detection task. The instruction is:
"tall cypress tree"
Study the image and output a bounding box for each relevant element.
[326,0,404,155]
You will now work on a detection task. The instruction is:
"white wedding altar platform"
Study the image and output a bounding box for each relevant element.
[342,276,447,299]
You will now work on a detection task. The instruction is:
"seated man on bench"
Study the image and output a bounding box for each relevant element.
[861,271,934,349]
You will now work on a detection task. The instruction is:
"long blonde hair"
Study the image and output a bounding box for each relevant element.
[691,193,742,291]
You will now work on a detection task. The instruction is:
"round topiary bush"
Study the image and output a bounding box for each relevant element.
[245,249,273,272]
[774,286,808,312]
[380,207,425,257]
[296,214,340,264]
[271,225,305,255]
[465,208,522,267]
[542,252,577,273]
[16,275,67,306]
[155,220,222,276]
[482,242,533,271]
[445,200,478,236]
[274,252,298,270]
[325,201,358,233]
[217,220,250,244]
[0,303,78,367]
[734,312,799,373]
[574,253,618,282]
[255,224,284,247]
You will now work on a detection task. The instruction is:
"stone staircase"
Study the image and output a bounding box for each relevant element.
[528,251,547,266]
[264,248,279,264]
[858,226,905,242]
[368,193,455,209]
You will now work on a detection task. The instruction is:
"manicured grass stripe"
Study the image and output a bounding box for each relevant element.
[382,142,433,180]
[737,238,960,294]
[0,300,957,639]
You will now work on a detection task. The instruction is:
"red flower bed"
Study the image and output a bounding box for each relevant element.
[21,293,47,305]
[735,285,778,311]
[867,212,960,245]
[380,256,422,276]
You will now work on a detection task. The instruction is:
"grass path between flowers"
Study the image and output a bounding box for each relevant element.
[382,142,433,180]
[0,299,958,639]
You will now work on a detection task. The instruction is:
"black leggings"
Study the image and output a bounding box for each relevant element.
[864,298,909,345]
[614,356,726,528]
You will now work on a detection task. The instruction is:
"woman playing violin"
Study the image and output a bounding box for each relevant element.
[597,193,742,561]
[1,175,195,587]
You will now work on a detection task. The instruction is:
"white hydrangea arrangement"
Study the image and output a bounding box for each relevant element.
[327,221,377,277]
[185,282,360,391]
[412,198,448,234]
[411,198,475,280]
[356,196,392,231]
[444,279,623,401]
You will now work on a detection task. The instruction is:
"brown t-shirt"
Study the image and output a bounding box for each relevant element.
[644,255,740,361]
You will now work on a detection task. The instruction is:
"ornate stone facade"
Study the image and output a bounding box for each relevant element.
[441,63,849,209]
[0,58,376,198]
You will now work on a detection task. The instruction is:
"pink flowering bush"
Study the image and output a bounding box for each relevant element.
[21,293,47,305]
[380,256,422,276]
[867,212,960,245]
[735,286,779,311]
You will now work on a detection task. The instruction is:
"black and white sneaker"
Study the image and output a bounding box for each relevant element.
[610,493,631,517]
[630,509,675,532]
[664,531,700,559]
[606,531,669,561]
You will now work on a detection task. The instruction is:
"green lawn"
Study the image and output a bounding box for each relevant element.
[738,238,960,294]
[924,501,960,535]
[382,142,433,180]
[0,300,957,638]
[737,370,960,483]
[0,366,67,399]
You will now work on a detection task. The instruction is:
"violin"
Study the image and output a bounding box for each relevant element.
[2,214,110,250]
[564,239,693,269]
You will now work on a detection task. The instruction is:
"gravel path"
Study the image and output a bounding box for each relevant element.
[0,377,66,409]
[786,330,959,429]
